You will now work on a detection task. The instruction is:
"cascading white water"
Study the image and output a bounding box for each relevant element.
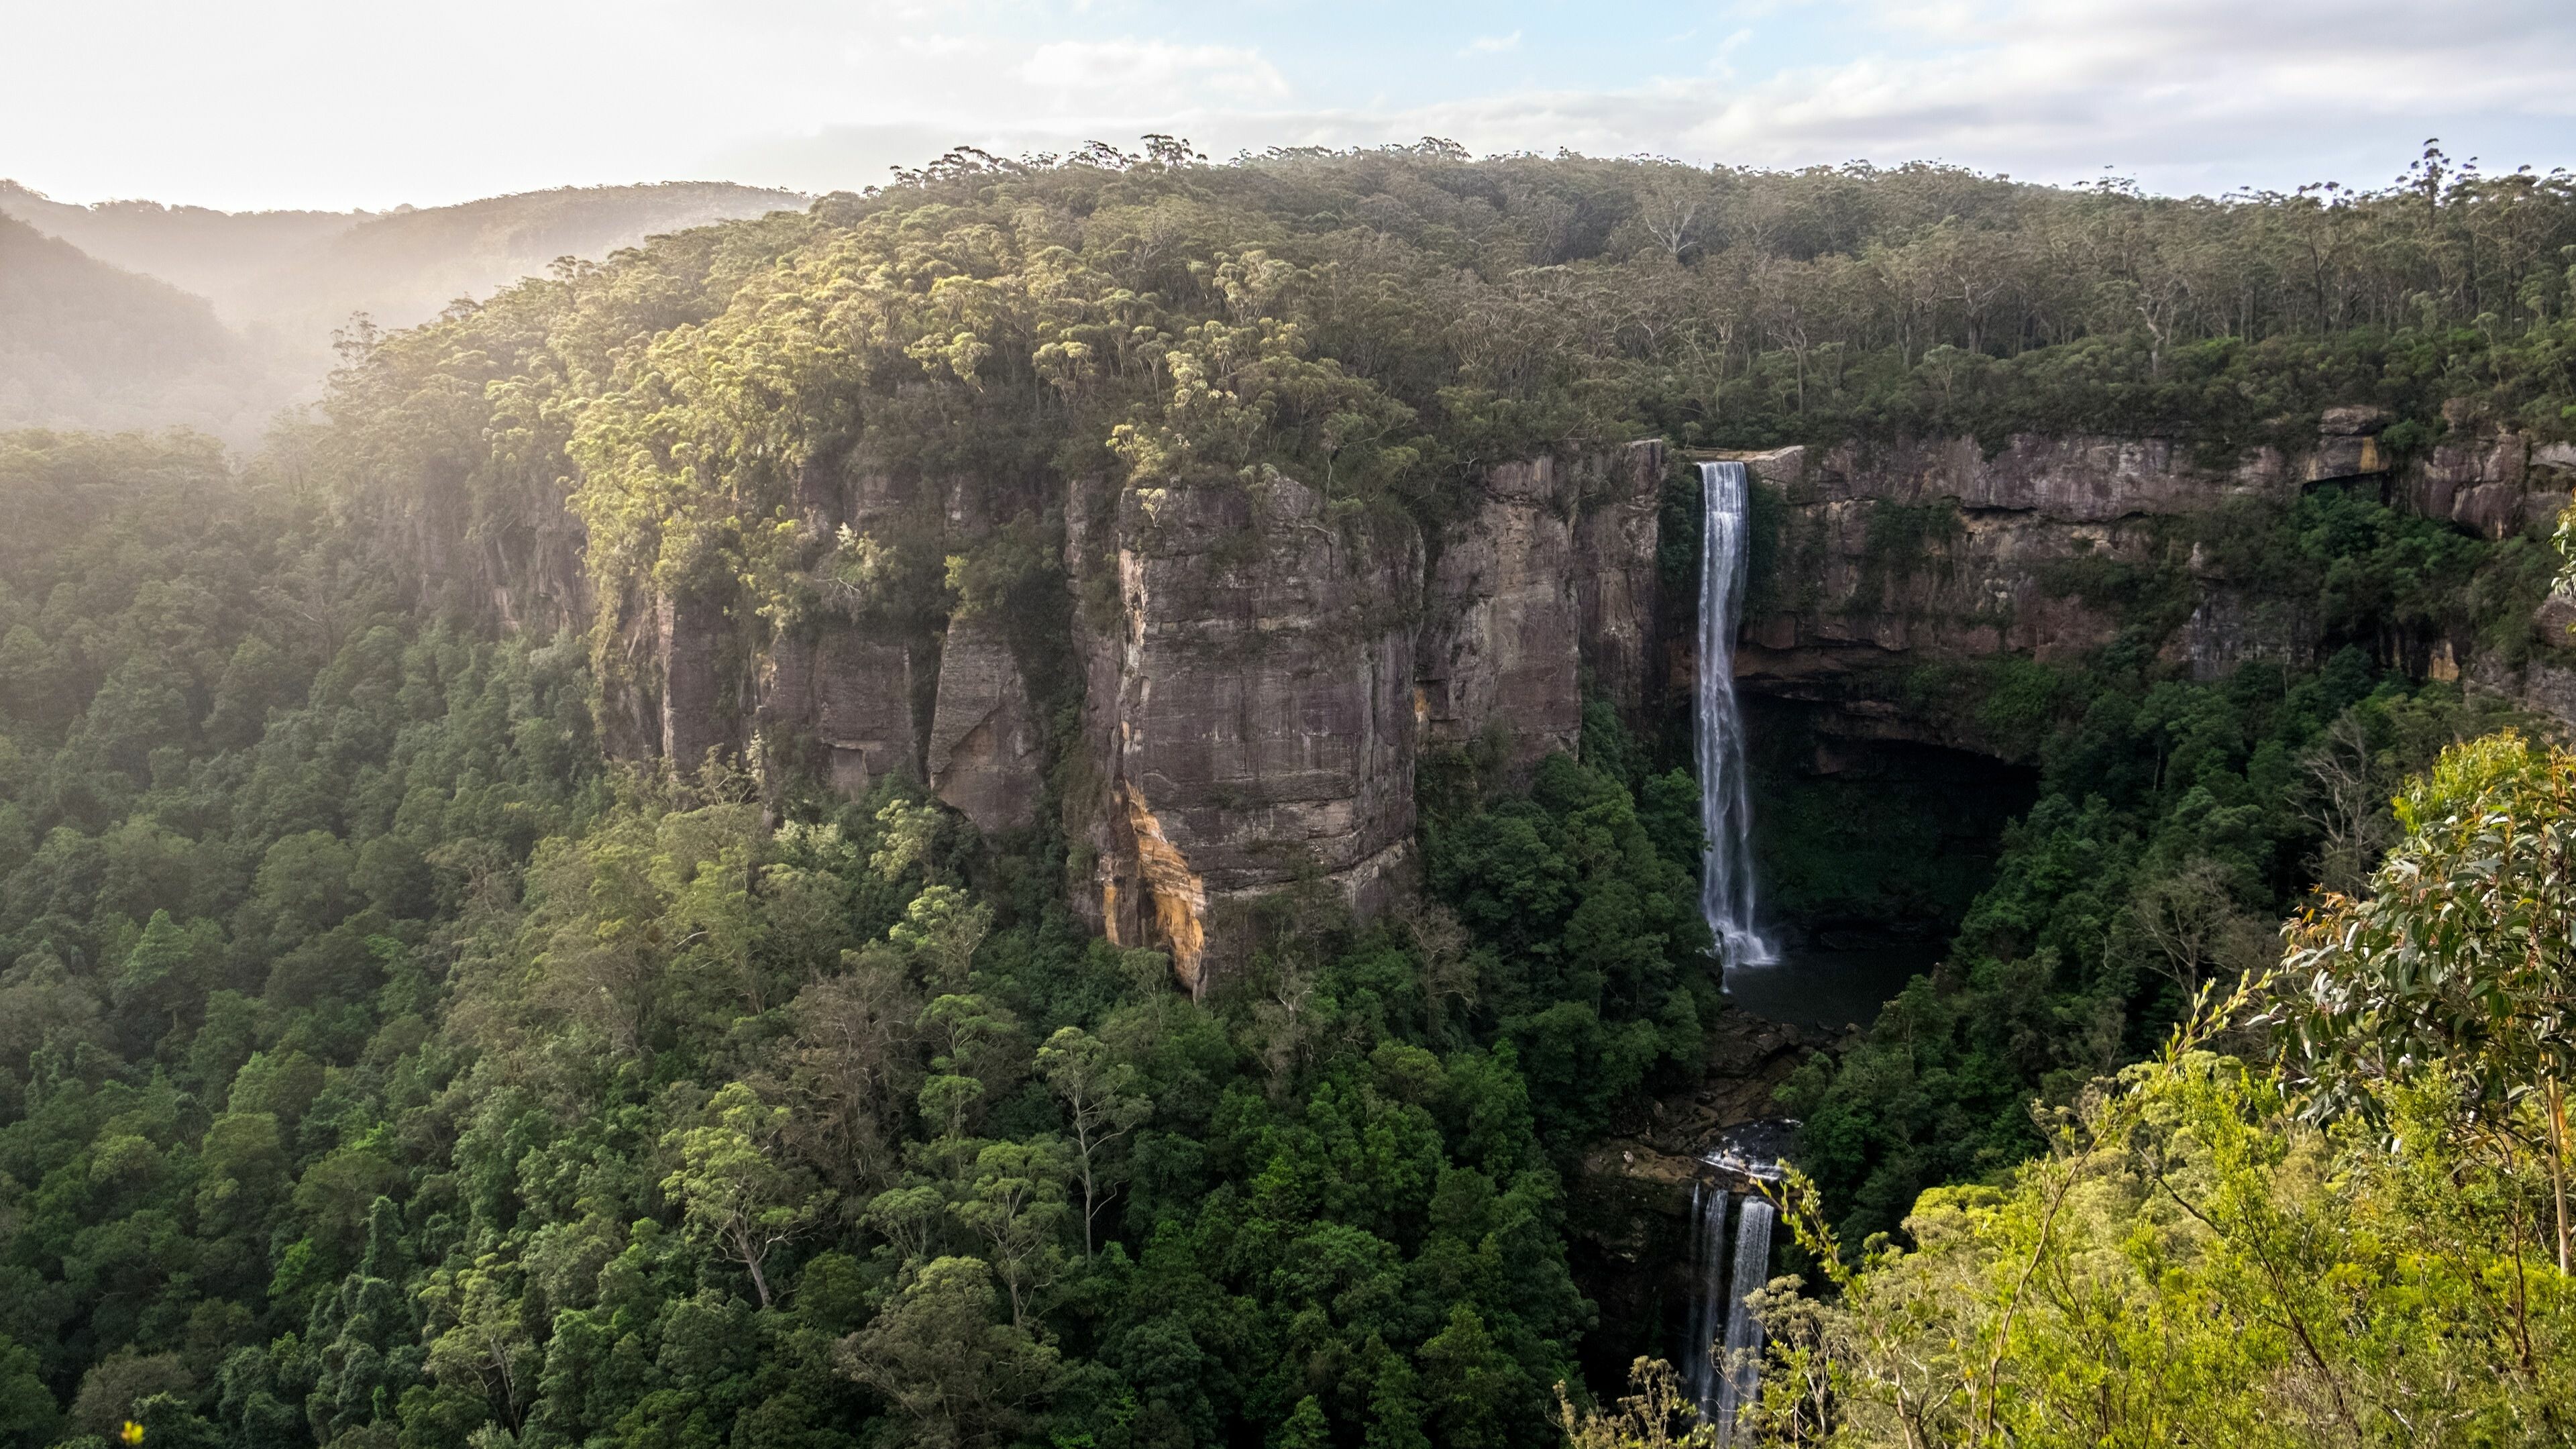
[1680,1183,1732,1417]
[1709,1195,1776,1446]
[1697,462,1777,967]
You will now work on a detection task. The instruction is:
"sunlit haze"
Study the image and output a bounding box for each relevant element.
[12,0,2576,209]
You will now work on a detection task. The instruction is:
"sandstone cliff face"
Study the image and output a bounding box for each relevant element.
[602,449,1055,818]
[925,614,1041,836]
[1073,475,1423,994]
[1417,454,1582,767]
[1718,417,2576,751]
[758,625,922,797]
[1574,441,1666,720]
[1749,433,2297,661]
[2406,420,2576,539]
[1062,444,1667,990]
[657,590,735,771]
[1416,440,1666,770]
[534,436,1666,989]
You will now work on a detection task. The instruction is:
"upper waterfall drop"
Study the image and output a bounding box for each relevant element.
[1697,461,1777,968]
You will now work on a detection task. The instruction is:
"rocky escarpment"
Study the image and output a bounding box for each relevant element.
[1717,410,2576,751]
[1069,474,1423,995]
[601,453,1058,825]
[924,615,1043,837]
[1416,441,1665,769]
[1069,442,1666,991]
[566,440,1666,992]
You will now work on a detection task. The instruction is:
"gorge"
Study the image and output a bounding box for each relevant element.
[9,145,2576,1449]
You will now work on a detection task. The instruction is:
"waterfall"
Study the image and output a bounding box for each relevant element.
[1709,1195,1776,1446]
[1680,1183,1732,1417]
[1697,462,1776,967]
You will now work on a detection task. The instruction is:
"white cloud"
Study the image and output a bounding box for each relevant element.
[1204,0,2576,194]
[695,0,2576,202]
[1650,0,2576,186]
[891,34,981,58]
[1019,38,1290,103]
[12,0,2573,209]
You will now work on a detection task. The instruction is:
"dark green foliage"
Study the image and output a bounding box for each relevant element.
[1420,740,1715,1144]
[15,141,2576,1448]
[1770,468,2565,1240]
[0,429,1699,1449]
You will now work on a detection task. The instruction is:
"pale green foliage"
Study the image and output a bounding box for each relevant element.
[1555,1358,1715,1449]
[891,885,994,988]
[862,1183,947,1266]
[2281,731,2576,1266]
[420,1254,536,1434]
[1715,735,2576,1446]
[2284,732,2576,1110]
[948,1138,1071,1327]
[869,798,944,883]
[1749,982,2576,1446]
[659,1081,824,1308]
[1033,1025,1152,1254]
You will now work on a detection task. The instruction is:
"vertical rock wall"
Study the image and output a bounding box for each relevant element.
[1574,439,1666,720]
[657,590,733,771]
[541,438,1669,991]
[1417,455,1585,768]
[1074,474,1424,994]
[925,614,1042,835]
[1719,415,2576,752]
[621,450,1055,816]
[1414,439,1666,772]
[757,625,922,796]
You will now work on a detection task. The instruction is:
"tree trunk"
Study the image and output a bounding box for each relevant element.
[2550,1077,2570,1275]
[738,1226,774,1309]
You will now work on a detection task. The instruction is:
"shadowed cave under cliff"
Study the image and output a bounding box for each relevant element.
[1729,696,2038,1027]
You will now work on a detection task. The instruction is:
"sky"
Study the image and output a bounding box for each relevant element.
[8,0,2574,212]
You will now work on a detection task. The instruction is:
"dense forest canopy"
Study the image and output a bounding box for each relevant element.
[5,141,2576,1449]
[314,140,2576,643]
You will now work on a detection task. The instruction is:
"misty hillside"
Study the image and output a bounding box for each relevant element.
[0,181,809,443]
[0,213,275,435]
[0,180,808,335]
[221,182,810,345]
[0,182,362,313]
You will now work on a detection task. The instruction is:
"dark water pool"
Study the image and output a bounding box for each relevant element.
[1721,943,1938,1030]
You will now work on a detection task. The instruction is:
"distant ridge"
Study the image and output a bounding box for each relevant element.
[0,213,267,436]
[0,181,811,441]
[0,182,362,313]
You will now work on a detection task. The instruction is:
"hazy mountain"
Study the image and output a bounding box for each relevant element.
[0,181,362,315]
[0,180,809,443]
[0,213,284,436]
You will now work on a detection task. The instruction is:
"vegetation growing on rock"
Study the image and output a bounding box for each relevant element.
[7,140,2576,1448]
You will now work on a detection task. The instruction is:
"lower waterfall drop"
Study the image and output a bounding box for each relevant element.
[1680,1183,1732,1416]
[1710,1195,1777,1446]
[1697,461,1776,968]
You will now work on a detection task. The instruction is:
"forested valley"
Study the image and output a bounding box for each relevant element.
[5,140,2576,1448]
